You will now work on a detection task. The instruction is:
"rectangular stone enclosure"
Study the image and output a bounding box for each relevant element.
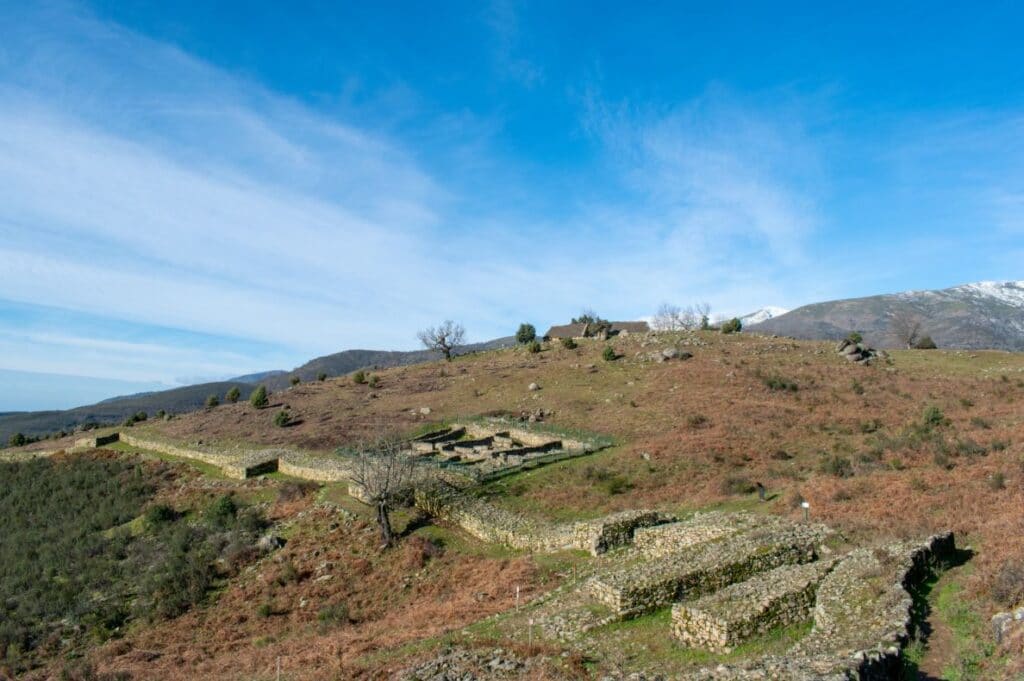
[671,560,831,652]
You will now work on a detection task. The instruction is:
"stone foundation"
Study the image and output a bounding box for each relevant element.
[672,560,833,652]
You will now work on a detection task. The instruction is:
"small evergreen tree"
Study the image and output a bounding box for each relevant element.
[8,432,26,447]
[249,385,269,409]
[317,372,327,382]
[290,376,301,386]
[602,345,617,361]
[516,323,537,344]
[720,318,742,334]
[205,394,219,408]
[273,410,292,428]
[226,387,241,403]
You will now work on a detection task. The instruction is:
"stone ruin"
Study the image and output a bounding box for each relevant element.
[480,509,957,680]
[406,422,595,480]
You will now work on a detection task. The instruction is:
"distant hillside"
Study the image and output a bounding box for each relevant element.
[228,369,288,384]
[1,337,516,443]
[750,280,1024,350]
[262,337,516,389]
[0,381,254,445]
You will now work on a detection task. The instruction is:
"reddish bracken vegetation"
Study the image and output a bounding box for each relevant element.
[88,498,544,680]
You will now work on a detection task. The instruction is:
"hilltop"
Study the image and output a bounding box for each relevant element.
[4,330,1024,679]
[750,280,1024,350]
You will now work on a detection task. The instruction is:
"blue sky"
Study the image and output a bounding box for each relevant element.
[2,1,1023,410]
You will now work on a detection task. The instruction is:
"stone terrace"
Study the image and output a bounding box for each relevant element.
[672,559,835,652]
[586,516,833,618]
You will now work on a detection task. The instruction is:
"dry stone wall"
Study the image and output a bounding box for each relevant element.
[413,482,671,555]
[672,560,834,652]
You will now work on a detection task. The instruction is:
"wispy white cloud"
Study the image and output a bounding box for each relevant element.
[484,0,545,87]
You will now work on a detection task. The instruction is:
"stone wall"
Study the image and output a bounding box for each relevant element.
[413,482,671,555]
[672,560,834,652]
[587,528,823,618]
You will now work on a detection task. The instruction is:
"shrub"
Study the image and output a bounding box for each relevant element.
[144,504,177,527]
[764,375,798,392]
[249,385,269,409]
[560,337,577,349]
[988,472,1006,491]
[155,409,166,419]
[277,481,318,502]
[914,335,938,349]
[516,323,537,344]
[205,394,219,408]
[970,416,991,429]
[602,346,617,361]
[367,375,379,388]
[7,432,26,448]
[317,602,351,628]
[290,376,300,386]
[317,372,327,382]
[603,474,633,495]
[771,449,793,460]
[720,476,756,495]
[847,331,863,344]
[933,451,953,470]
[353,370,367,385]
[207,495,238,527]
[851,380,865,396]
[720,317,742,334]
[921,405,947,429]
[687,414,709,429]
[134,411,148,422]
[992,560,1024,607]
[273,410,292,428]
[527,340,541,354]
[225,387,240,403]
[821,455,854,478]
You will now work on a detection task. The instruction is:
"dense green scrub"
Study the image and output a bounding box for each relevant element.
[0,454,265,675]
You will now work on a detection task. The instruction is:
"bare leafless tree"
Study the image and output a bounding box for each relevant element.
[694,302,712,330]
[417,320,466,361]
[652,302,684,331]
[889,309,923,348]
[346,437,422,548]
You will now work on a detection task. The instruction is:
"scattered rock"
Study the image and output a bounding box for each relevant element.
[528,382,540,391]
[419,407,432,415]
[257,534,285,552]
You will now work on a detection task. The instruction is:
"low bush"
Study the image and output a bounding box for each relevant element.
[225,387,240,403]
[720,476,756,495]
[353,370,367,385]
[720,317,742,334]
[144,503,177,527]
[205,394,219,408]
[820,455,854,478]
[273,410,292,428]
[914,335,938,349]
[847,331,863,344]
[317,602,352,629]
[921,405,948,429]
[687,414,709,429]
[988,472,1006,491]
[764,375,798,392]
[992,560,1024,607]
[7,432,26,447]
[317,372,327,382]
[560,337,577,349]
[368,374,380,388]
[290,376,301,386]
[249,385,269,408]
[602,346,617,361]
[527,340,541,354]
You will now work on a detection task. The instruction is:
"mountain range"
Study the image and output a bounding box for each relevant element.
[0,338,513,444]
[749,280,1024,350]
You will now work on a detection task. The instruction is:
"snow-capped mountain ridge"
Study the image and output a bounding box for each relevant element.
[739,306,789,326]
[749,280,1024,351]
